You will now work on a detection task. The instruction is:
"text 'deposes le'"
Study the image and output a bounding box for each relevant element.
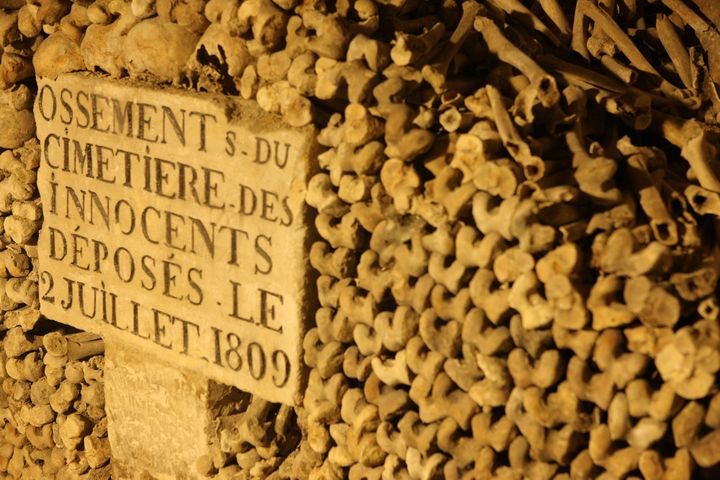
[35,74,315,404]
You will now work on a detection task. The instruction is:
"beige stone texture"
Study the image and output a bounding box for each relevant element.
[105,340,212,480]
[35,73,318,405]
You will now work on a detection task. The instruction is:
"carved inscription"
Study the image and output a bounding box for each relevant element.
[35,74,315,404]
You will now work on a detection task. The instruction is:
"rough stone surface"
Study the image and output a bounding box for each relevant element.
[35,73,317,404]
[105,340,212,480]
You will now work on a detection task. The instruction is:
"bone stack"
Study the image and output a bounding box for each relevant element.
[0,0,43,292]
[195,394,316,480]
[0,0,112,477]
[0,0,109,479]
[0,328,108,479]
[297,1,720,479]
[8,0,720,479]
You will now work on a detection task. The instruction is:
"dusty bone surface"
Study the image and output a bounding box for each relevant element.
[1,0,720,479]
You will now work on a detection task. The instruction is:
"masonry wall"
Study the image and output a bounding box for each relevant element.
[1,0,720,479]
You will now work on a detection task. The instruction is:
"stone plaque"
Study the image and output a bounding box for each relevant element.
[35,74,316,404]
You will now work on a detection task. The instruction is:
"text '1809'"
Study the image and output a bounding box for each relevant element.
[35,74,316,405]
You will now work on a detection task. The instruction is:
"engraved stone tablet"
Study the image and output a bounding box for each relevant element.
[35,74,316,404]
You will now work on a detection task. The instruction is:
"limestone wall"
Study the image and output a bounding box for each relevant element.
[1,0,720,479]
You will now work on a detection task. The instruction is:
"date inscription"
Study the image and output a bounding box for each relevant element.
[35,74,315,404]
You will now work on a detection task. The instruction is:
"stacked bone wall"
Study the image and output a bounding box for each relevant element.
[1,0,720,479]
[0,0,112,477]
[1,330,109,479]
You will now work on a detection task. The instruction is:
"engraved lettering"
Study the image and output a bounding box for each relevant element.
[35,75,311,403]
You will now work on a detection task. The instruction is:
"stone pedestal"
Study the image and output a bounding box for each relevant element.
[104,341,214,480]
